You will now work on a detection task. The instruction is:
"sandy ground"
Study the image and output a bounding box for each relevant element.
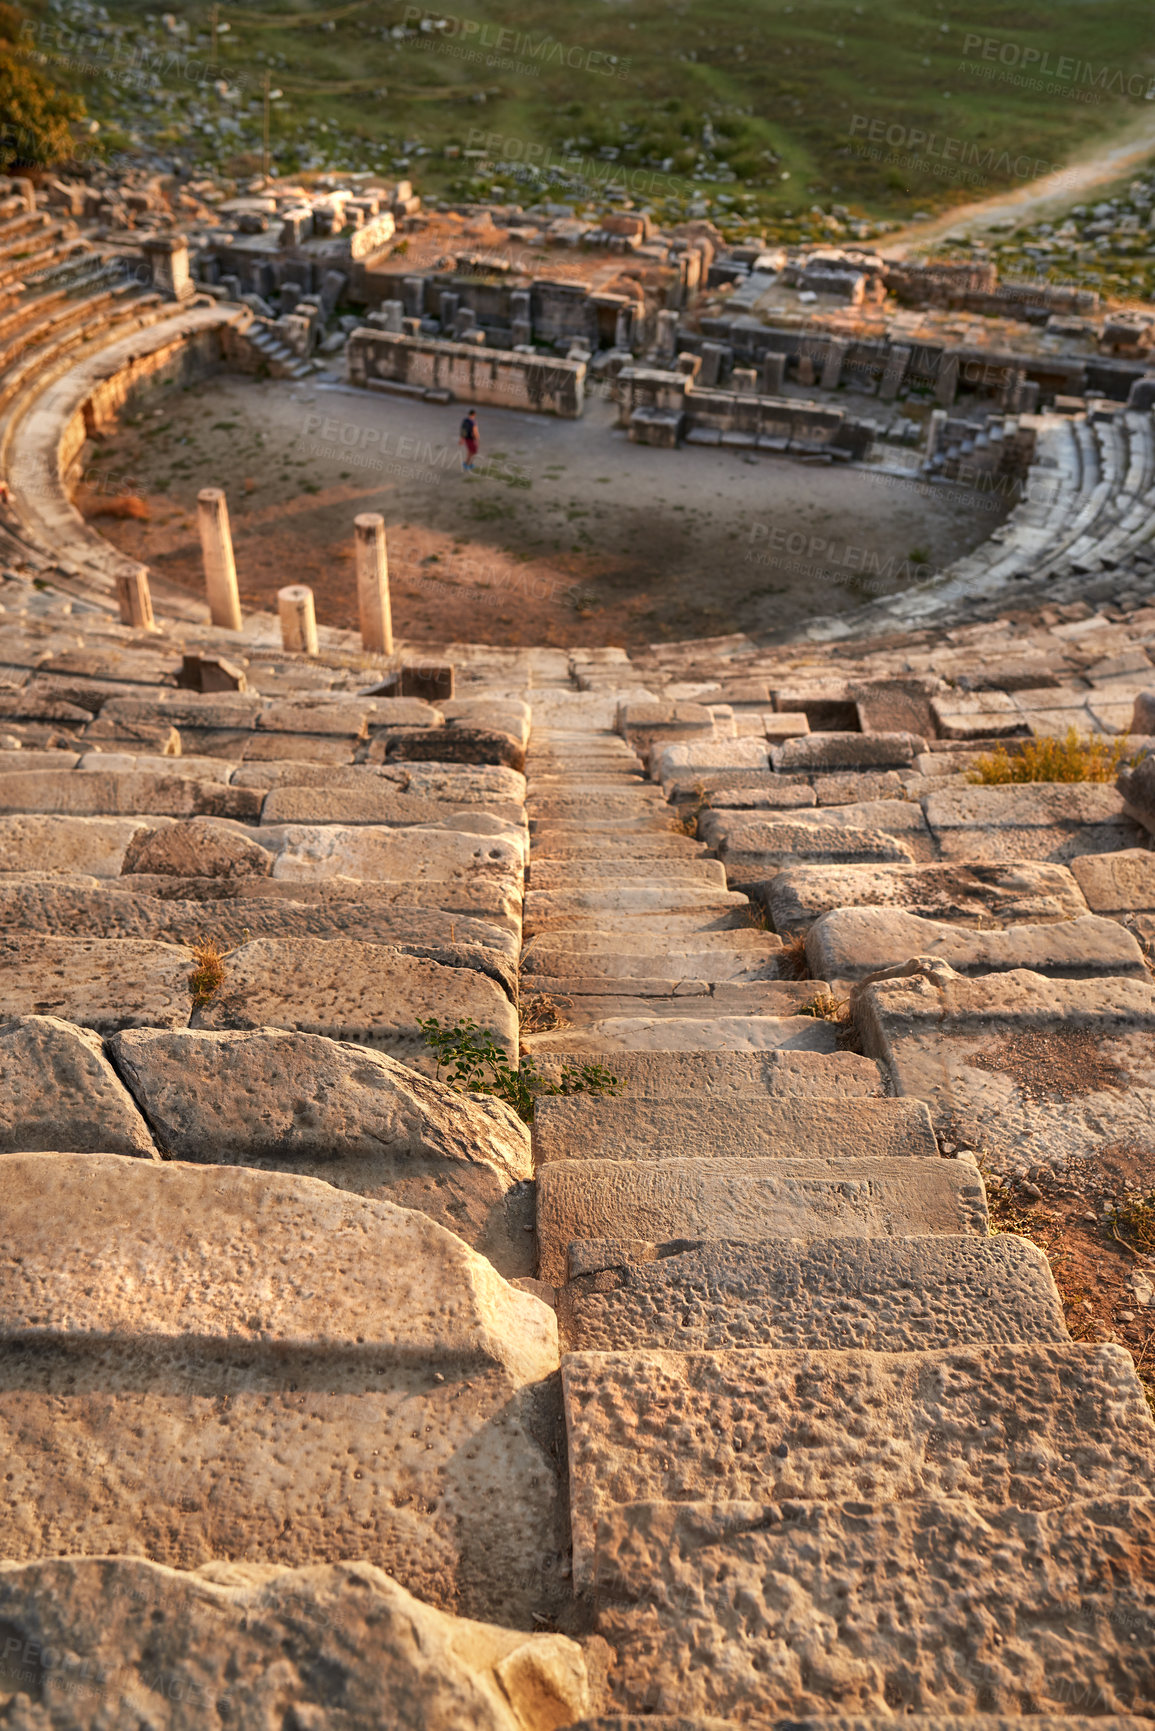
[82,371,1008,649]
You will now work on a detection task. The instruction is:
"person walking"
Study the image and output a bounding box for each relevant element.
[459,408,479,473]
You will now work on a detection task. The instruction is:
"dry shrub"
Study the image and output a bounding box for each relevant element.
[969,727,1136,785]
[519,992,570,1035]
[778,931,811,979]
[189,938,226,1007]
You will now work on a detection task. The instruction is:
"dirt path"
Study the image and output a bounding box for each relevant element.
[880,109,1155,257]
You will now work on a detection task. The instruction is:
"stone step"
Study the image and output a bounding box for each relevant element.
[0,878,517,957]
[529,835,708,860]
[259,822,525,887]
[574,1719,1152,1731]
[530,1049,884,1098]
[772,730,926,772]
[536,1155,988,1284]
[533,1095,938,1165]
[523,948,781,984]
[765,859,1089,936]
[855,961,1155,1180]
[117,868,524,932]
[588,1494,1155,1719]
[0,934,195,1032]
[526,1016,844,1058]
[524,907,762,938]
[559,1232,1070,1353]
[527,859,728,890]
[523,985,835,1023]
[0,1153,563,1628]
[563,1342,1155,1586]
[259,785,525,828]
[525,887,750,922]
[0,769,262,821]
[703,800,935,861]
[807,908,1147,982]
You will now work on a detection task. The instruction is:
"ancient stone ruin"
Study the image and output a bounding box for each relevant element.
[0,162,1154,1729]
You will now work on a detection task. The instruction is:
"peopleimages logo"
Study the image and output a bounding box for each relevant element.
[960,33,1155,100]
[848,116,1078,188]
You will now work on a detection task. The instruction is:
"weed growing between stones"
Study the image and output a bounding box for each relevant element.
[778,933,811,979]
[419,1016,619,1124]
[519,993,571,1035]
[968,727,1137,785]
[188,938,226,1008]
[798,991,848,1022]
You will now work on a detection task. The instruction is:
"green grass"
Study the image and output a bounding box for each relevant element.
[41,0,1155,228]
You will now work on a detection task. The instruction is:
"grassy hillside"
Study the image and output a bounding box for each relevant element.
[37,0,1155,230]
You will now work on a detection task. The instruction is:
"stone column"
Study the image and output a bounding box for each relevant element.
[141,234,193,302]
[879,344,911,401]
[196,489,242,631]
[116,568,155,631]
[936,352,960,406]
[278,585,319,656]
[656,308,679,359]
[820,338,845,390]
[354,512,393,654]
[760,352,786,395]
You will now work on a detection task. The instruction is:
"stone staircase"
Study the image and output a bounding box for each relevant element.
[0,554,1153,1723]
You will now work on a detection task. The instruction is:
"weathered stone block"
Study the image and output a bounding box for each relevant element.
[0,936,193,1032]
[112,1028,532,1274]
[0,1154,563,1626]
[807,907,1146,982]
[765,860,1089,936]
[536,1155,988,1284]
[0,1015,156,1156]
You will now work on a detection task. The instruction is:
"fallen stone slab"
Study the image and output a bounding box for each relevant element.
[663,770,815,805]
[923,782,1142,863]
[1069,848,1155,914]
[764,860,1089,937]
[533,1095,937,1165]
[0,935,193,1032]
[0,1014,156,1156]
[0,1154,563,1625]
[443,698,532,749]
[260,785,525,828]
[0,1556,589,1731]
[854,960,1155,1178]
[564,1343,1155,1586]
[592,1494,1155,1720]
[536,1155,987,1283]
[559,1232,1069,1353]
[697,780,819,811]
[715,819,917,885]
[112,1027,532,1274]
[265,824,524,887]
[812,769,909,804]
[122,814,272,878]
[772,732,926,773]
[531,1049,883,1097]
[807,908,1147,982]
[0,813,159,876]
[0,879,516,959]
[526,1017,842,1058]
[931,689,1028,739]
[191,936,518,1071]
[618,701,715,760]
[0,769,262,821]
[256,698,375,738]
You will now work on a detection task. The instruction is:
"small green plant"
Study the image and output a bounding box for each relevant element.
[969,728,1137,785]
[418,1016,619,1124]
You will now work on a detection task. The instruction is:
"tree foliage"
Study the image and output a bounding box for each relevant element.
[0,3,87,171]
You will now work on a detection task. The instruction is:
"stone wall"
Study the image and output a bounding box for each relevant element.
[347,330,586,416]
[617,365,871,456]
